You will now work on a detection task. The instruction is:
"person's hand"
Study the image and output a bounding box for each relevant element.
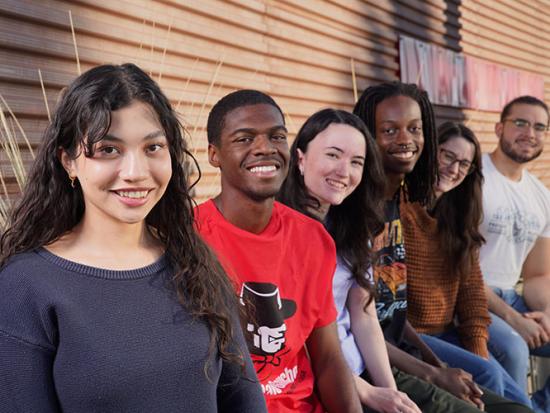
[510,312,549,349]
[523,311,550,344]
[361,387,421,413]
[433,367,484,411]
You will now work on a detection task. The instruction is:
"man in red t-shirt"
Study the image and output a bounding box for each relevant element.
[194,89,361,413]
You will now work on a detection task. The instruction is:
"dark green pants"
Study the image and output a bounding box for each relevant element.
[361,368,534,413]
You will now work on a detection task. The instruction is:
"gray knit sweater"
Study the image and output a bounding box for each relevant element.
[0,248,266,412]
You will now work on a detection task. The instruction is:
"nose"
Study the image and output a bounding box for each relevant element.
[395,128,413,145]
[447,160,460,176]
[335,160,350,178]
[119,151,148,181]
[252,135,276,155]
[526,124,538,139]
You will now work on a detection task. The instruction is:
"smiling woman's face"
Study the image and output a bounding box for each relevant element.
[298,123,366,211]
[62,100,172,227]
[435,136,475,197]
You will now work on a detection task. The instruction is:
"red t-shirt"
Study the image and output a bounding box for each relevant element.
[195,200,337,413]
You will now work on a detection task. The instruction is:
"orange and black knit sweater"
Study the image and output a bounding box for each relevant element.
[401,201,491,359]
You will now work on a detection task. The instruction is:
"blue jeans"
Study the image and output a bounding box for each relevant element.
[488,288,550,413]
[420,331,532,408]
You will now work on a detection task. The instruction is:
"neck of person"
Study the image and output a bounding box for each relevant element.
[47,212,163,269]
[384,171,405,200]
[214,189,275,234]
[307,199,329,222]
[490,148,524,182]
[433,186,443,201]
[79,215,154,252]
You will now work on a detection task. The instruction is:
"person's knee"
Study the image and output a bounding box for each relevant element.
[489,325,530,371]
[469,358,507,393]
[502,334,529,367]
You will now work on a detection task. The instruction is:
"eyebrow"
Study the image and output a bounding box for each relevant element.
[440,148,472,162]
[326,146,365,159]
[230,125,288,136]
[102,130,166,142]
[379,118,422,123]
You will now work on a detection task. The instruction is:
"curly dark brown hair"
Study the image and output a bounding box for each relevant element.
[0,63,242,372]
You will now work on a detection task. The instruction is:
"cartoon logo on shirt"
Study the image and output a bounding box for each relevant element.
[376,254,407,295]
[487,206,540,244]
[374,216,407,323]
[239,282,296,372]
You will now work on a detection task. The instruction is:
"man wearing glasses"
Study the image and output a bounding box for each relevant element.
[480,96,550,413]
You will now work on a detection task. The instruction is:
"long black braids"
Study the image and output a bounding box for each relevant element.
[353,81,438,206]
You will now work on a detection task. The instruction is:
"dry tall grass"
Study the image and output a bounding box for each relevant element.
[0,95,33,227]
[0,8,360,225]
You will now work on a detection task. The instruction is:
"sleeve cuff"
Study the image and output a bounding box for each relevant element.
[462,337,489,359]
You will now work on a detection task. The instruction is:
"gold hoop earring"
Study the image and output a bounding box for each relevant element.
[69,176,76,188]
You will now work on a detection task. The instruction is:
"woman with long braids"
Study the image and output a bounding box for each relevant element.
[352,81,534,412]
[0,63,265,412]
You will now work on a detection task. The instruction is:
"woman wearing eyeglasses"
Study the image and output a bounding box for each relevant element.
[402,121,533,407]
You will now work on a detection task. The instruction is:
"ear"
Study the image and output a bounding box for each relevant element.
[208,143,220,168]
[297,148,305,176]
[495,121,504,139]
[58,147,77,178]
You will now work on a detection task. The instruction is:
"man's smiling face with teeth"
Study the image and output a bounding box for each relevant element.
[208,103,289,202]
[374,95,424,179]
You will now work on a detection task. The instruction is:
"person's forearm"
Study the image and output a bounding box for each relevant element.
[402,320,444,367]
[314,352,362,412]
[355,317,395,388]
[484,283,523,325]
[307,323,362,412]
[349,288,396,389]
[455,265,491,358]
[386,341,437,384]
[523,274,550,315]
[353,375,376,406]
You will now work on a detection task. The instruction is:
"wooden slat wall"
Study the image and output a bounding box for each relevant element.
[1,0,549,205]
[458,0,550,185]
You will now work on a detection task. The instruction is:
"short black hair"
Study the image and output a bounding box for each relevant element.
[207,89,284,145]
[500,95,549,124]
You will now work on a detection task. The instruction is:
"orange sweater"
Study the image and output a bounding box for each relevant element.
[401,202,491,358]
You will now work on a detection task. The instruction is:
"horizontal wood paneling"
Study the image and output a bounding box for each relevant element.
[0,0,549,209]
[458,0,550,186]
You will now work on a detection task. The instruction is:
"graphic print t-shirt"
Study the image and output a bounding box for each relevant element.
[373,193,407,346]
[480,153,550,289]
[195,200,337,413]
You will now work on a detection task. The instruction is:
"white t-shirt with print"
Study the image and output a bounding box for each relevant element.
[480,153,550,289]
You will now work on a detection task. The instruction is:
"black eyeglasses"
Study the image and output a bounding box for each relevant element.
[438,148,475,175]
[503,118,548,133]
